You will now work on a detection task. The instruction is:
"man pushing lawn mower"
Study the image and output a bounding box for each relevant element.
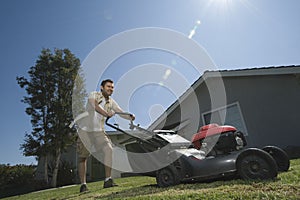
[73,79,135,192]
[71,80,290,190]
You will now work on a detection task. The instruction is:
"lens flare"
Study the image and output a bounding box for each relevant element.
[163,69,171,80]
[188,20,201,39]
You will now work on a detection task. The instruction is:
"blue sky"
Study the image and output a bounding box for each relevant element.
[0,0,299,165]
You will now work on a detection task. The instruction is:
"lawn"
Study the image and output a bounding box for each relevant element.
[4,159,300,200]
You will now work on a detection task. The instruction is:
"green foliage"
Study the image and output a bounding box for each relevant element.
[0,161,77,198]
[3,159,300,200]
[16,48,87,186]
[0,164,34,187]
[0,164,37,198]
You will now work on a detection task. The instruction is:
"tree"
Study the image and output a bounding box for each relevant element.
[17,48,86,187]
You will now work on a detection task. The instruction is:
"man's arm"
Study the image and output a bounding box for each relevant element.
[88,98,114,117]
[111,100,135,121]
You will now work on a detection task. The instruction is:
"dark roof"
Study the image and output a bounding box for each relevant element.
[201,64,299,78]
[206,65,299,72]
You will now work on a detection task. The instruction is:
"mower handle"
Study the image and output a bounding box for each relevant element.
[105,112,154,143]
[105,112,135,133]
[114,111,134,117]
[110,112,154,135]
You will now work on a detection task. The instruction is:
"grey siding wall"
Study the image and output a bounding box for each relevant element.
[157,73,300,149]
[222,74,300,148]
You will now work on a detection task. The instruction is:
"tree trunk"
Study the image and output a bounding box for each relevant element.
[50,147,61,187]
[44,155,49,185]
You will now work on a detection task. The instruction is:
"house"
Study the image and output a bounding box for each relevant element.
[148,65,300,156]
[35,65,300,183]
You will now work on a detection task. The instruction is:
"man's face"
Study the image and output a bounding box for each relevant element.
[101,82,114,97]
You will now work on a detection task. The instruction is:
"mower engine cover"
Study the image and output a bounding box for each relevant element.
[191,124,247,155]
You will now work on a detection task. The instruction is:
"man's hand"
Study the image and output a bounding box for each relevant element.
[130,114,135,121]
[107,111,115,118]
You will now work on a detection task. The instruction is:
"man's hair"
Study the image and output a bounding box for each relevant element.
[101,79,113,87]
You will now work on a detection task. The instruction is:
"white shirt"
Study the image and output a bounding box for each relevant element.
[80,91,122,132]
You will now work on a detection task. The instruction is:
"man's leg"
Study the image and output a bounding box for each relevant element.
[102,141,118,188]
[94,131,113,179]
[92,131,118,188]
[78,157,87,184]
[78,157,89,192]
[77,135,90,192]
[103,143,113,178]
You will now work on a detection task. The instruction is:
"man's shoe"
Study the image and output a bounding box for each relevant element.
[80,184,88,193]
[103,178,118,188]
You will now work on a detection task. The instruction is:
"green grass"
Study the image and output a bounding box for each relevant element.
[4,159,300,200]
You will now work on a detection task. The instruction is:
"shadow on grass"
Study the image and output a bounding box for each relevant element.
[95,184,159,199]
[95,178,276,200]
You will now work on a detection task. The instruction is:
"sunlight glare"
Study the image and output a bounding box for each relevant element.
[188,20,201,39]
[213,0,232,6]
[209,0,233,11]
[202,0,235,14]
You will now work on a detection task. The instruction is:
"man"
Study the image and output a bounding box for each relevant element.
[76,79,135,192]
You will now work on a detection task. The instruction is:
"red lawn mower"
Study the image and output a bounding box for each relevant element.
[107,113,290,187]
[191,123,290,176]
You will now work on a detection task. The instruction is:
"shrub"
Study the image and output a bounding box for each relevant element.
[56,160,76,187]
[0,164,36,198]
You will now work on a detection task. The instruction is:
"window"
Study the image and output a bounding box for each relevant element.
[202,102,248,135]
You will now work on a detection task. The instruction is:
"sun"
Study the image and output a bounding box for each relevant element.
[209,0,233,9]
[215,0,232,4]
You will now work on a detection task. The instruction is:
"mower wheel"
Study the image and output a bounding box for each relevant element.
[156,165,180,187]
[236,148,278,180]
[262,146,290,172]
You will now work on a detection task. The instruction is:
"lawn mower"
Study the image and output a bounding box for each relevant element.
[191,123,290,172]
[106,113,289,187]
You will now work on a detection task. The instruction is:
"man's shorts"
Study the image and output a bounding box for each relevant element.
[76,129,112,159]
